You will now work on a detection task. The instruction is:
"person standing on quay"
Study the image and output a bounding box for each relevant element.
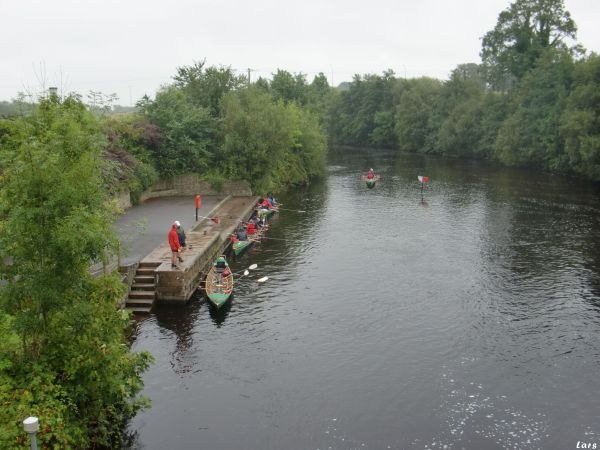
[168,221,183,268]
[175,220,186,248]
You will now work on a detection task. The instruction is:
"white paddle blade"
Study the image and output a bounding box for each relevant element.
[249,264,258,270]
[257,276,269,283]
[243,270,249,276]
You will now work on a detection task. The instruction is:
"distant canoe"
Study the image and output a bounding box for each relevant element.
[366,179,376,189]
[205,259,234,308]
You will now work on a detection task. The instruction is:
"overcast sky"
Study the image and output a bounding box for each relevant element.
[2,0,600,106]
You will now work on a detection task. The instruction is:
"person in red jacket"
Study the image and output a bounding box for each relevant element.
[367,168,375,179]
[246,220,257,235]
[168,222,182,268]
[260,197,273,209]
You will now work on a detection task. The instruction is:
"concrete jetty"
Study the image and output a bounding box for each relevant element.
[123,195,259,313]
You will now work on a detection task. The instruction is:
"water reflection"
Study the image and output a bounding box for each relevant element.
[207,295,233,327]
[152,293,204,376]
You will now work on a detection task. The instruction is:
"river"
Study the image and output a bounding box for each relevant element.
[125,150,600,450]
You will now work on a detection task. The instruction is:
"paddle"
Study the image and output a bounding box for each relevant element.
[272,207,306,213]
[254,236,291,241]
[236,271,268,284]
[232,263,258,276]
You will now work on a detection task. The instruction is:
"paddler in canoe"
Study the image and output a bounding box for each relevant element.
[257,197,277,218]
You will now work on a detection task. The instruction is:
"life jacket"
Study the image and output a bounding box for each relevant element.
[367,171,375,179]
[247,222,256,235]
[261,199,273,208]
[168,225,180,251]
[215,259,227,273]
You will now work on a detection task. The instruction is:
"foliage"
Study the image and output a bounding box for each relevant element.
[172,60,246,115]
[270,70,308,105]
[101,115,159,202]
[433,69,488,157]
[136,62,328,190]
[394,77,443,152]
[494,48,574,168]
[0,100,35,118]
[219,88,326,191]
[481,0,582,86]
[0,96,151,448]
[560,53,600,178]
[139,85,217,177]
[327,70,398,148]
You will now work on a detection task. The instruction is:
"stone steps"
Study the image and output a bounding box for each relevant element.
[126,262,159,314]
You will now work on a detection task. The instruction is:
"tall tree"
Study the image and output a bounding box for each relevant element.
[481,0,582,86]
[173,60,245,114]
[0,96,151,448]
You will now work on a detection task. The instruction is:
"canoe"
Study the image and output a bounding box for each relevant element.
[366,179,376,189]
[205,259,234,308]
[232,239,253,256]
[257,207,276,218]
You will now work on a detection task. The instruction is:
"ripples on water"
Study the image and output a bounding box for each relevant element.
[126,152,600,449]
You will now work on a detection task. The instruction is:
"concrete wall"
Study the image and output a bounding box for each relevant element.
[155,233,224,303]
[154,197,259,304]
[118,261,139,308]
[114,176,252,208]
[116,190,132,210]
[142,175,252,201]
[116,177,252,209]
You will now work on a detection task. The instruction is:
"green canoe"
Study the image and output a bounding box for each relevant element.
[205,259,234,308]
[257,207,276,218]
[232,239,253,256]
[366,179,376,189]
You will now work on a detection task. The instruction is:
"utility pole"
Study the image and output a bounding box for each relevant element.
[247,68,257,87]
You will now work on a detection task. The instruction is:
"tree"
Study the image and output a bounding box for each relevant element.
[560,53,600,179]
[433,68,487,156]
[394,77,443,152]
[270,69,308,105]
[0,96,151,448]
[494,48,574,168]
[173,60,245,114]
[139,85,216,177]
[481,0,582,86]
[219,87,325,190]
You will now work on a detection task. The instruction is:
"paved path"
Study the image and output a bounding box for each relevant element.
[114,196,225,265]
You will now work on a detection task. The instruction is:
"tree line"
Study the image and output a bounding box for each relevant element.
[325,0,600,181]
[112,62,329,198]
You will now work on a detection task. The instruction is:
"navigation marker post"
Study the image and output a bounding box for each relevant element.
[195,194,201,221]
[418,175,430,192]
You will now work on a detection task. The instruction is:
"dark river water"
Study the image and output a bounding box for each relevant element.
[125,150,600,450]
